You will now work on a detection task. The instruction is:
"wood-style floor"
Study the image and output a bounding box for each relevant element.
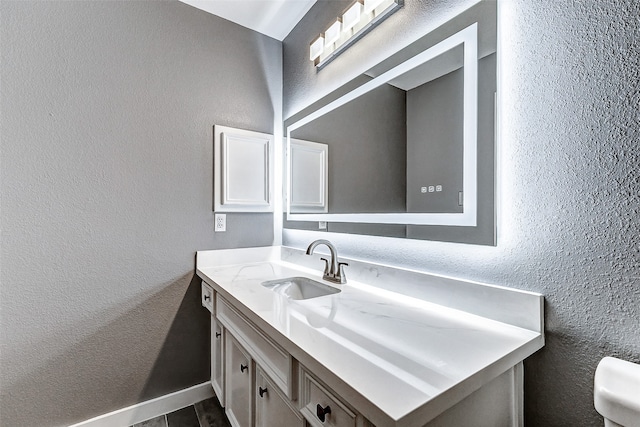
[130,397,231,427]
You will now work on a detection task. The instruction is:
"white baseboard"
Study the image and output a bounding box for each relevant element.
[68,382,214,427]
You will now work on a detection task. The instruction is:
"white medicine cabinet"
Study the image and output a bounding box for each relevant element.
[213,125,274,212]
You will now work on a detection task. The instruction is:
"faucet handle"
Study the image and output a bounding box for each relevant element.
[337,262,348,284]
[320,257,331,275]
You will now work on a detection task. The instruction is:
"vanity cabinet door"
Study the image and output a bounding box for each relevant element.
[211,316,225,407]
[225,336,253,427]
[256,368,304,427]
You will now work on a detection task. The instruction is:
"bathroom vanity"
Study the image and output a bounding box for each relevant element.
[196,246,544,427]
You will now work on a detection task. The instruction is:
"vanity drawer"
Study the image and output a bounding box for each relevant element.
[216,296,292,398]
[201,281,214,313]
[300,367,357,427]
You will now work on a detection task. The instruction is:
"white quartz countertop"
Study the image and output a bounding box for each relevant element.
[196,246,544,427]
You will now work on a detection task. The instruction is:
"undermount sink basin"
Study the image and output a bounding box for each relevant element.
[261,277,341,300]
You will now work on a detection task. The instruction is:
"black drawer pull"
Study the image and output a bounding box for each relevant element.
[316,404,331,422]
[240,364,248,373]
[259,387,267,398]
[215,332,221,339]
[203,294,211,301]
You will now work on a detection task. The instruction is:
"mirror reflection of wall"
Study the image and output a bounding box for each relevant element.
[406,58,464,214]
[289,139,328,213]
[290,83,407,214]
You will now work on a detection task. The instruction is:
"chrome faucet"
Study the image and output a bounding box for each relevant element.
[305,239,348,284]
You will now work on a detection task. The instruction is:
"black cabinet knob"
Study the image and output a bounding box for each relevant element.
[259,387,267,398]
[240,364,248,373]
[316,404,331,422]
[215,332,221,339]
[204,294,211,301]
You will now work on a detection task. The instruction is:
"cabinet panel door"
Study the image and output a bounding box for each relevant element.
[212,316,225,407]
[225,336,253,427]
[256,368,305,427]
[213,125,274,212]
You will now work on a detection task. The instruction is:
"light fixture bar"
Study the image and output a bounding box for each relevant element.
[310,0,402,69]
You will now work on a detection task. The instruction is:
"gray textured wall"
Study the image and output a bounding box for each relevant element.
[283,0,640,426]
[0,1,280,426]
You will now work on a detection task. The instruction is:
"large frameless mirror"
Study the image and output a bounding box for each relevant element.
[284,1,497,245]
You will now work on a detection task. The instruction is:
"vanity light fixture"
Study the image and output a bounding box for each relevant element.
[310,0,402,69]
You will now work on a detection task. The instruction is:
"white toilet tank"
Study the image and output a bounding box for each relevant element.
[594,356,640,427]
